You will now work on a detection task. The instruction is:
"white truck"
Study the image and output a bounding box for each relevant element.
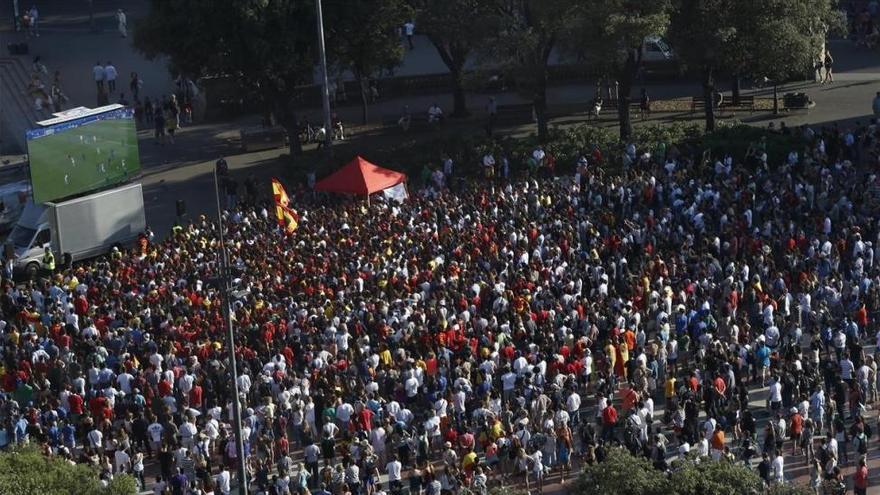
[7,182,146,278]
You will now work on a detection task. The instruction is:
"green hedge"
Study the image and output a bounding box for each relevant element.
[306,122,802,186]
[380,122,799,179]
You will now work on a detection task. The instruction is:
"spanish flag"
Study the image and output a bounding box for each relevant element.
[271,178,299,234]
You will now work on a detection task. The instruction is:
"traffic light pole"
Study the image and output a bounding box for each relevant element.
[212,166,248,495]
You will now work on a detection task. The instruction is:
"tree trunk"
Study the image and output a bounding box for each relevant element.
[450,67,469,118]
[732,76,741,105]
[357,77,369,125]
[534,93,548,141]
[702,68,716,132]
[773,83,779,115]
[617,50,638,141]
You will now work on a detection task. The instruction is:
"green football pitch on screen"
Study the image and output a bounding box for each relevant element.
[27,110,141,203]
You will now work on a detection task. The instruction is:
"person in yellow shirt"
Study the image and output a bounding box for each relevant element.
[461,447,478,479]
[665,376,677,410]
[604,340,616,377]
[378,344,392,367]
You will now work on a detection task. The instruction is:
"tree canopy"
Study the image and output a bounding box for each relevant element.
[480,0,576,141]
[324,0,412,124]
[411,0,493,117]
[0,446,136,495]
[567,0,671,139]
[669,0,845,130]
[576,447,814,495]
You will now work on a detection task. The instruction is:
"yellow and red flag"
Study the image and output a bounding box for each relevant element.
[271,178,299,234]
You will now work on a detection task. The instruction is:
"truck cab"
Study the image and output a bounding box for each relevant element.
[6,202,50,278]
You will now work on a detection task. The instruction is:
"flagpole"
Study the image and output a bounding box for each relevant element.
[213,165,249,495]
[315,0,333,153]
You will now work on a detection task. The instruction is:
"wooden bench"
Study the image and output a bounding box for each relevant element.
[381,113,432,131]
[692,94,755,113]
[723,95,755,112]
[580,100,643,121]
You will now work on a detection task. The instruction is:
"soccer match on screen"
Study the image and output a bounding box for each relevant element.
[25,107,141,203]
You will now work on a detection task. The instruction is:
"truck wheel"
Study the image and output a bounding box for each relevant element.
[25,262,39,280]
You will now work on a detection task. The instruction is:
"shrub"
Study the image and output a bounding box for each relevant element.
[0,446,137,495]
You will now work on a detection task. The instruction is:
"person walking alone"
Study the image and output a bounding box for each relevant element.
[116,9,127,38]
[823,49,834,84]
[27,4,38,37]
[403,20,415,49]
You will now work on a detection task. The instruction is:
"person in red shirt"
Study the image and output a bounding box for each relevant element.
[854,457,868,495]
[601,403,618,441]
[358,407,374,432]
[713,375,726,397]
[276,433,290,457]
[789,408,803,456]
[621,384,639,413]
[68,392,84,421]
[189,383,203,409]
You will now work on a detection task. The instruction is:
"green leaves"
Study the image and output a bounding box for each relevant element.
[669,0,843,81]
[577,447,668,495]
[576,447,813,495]
[0,446,137,495]
[324,0,412,78]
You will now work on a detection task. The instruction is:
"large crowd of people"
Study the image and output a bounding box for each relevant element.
[0,117,879,495]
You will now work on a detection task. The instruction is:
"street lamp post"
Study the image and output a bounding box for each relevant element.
[315,0,333,151]
[212,166,249,495]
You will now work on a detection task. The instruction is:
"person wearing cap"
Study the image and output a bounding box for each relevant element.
[789,407,803,456]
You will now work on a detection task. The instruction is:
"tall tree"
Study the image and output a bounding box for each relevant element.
[134,0,316,155]
[324,0,412,125]
[667,0,734,132]
[482,0,575,141]
[670,0,844,130]
[727,0,844,114]
[567,0,671,140]
[411,0,491,117]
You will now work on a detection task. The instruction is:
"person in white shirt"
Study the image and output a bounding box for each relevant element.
[482,153,496,179]
[768,377,783,412]
[116,9,127,38]
[147,420,164,453]
[404,374,419,400]
[386,455,403,489]
[87,427,103,450]
[105,61,118,93]
[92,61,105,89]
[403,21,415,49]
[215,468,232,495]
[114,448,131,474]
[566,391,581,425]
[428,103,444,123]
[772,453,785,483]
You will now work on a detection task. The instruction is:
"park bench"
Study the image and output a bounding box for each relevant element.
[692,94,755,114]
[381,112,432,132]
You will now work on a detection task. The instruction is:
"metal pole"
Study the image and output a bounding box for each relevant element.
[315,0,333,150]
[212,166,249,495]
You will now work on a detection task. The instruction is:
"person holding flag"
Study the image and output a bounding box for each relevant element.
[271,178,299,234]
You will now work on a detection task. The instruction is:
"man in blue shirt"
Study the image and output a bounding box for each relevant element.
[755,340,771,386]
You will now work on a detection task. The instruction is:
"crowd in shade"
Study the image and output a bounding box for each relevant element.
[2,119,880,495]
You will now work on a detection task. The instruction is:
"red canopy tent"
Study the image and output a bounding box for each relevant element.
[314,156,407,200]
